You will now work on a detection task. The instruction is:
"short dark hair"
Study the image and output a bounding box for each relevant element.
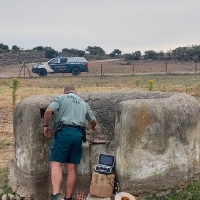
[64,85,76,93]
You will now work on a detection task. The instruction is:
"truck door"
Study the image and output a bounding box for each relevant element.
[60,58,70,73]
[66,58,71,73]
[48,58,60,73]
[48,57,68,73]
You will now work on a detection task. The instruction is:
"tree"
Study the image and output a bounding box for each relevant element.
[85,46,105,56]
[123,53,134,61]
[77,50,85,57]
[0,43,9,50]
[157,51,164,60]
[187,45,200,61]
[62,48,85,57]
[109,52,115,58]
[172,47,185,60]
[144,50,158,60]
[33,46,44,51]
[0,43,9,53]
[134,51,141,60]
[109,49,122,57]
[193,55,199,63]
[44,47,58,59]
[0,43,4,49]
[12,45,20,51]
[164,50,172,60]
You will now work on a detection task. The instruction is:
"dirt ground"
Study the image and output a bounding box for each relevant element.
[0,108,14,169]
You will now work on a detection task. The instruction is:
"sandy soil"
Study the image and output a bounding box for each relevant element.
[0,108,14,168]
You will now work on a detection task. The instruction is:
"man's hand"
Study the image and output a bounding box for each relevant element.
[43,107,53,137]
[91,119,97,130]
[44,127,53,137]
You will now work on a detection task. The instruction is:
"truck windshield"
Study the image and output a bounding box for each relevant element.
[48,58,58,64]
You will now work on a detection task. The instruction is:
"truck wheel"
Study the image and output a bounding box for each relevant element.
[72,68,80,76]
[39,69,47,77]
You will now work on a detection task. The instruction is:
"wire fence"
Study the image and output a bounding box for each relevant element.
[0,61,199,78]
[88,61,199,76]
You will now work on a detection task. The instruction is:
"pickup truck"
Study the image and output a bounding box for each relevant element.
[32,57,88,76]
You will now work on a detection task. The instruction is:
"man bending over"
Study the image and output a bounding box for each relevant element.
[43,85,97,200]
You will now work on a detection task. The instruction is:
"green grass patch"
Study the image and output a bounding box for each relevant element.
[145,178,200,200]
[0,168,12,195]
[0,139,12,149]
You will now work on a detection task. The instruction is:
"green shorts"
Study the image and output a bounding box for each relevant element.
[50,126,83,164]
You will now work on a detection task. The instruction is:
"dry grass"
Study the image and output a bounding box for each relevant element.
[1,74,200,108]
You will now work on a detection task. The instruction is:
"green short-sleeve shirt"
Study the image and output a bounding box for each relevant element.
[48,93,95,126]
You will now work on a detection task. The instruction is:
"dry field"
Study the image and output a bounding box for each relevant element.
[0,59,199,78]
[1,59,200,171]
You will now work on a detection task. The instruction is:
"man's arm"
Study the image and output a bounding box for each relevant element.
[90,118,97,130]
[43,107,53,126]
[43,107,53,137]
[85,103,97,130]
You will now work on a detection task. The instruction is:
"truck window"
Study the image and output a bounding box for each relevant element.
[48,58,58,64]
[60,58,68,63]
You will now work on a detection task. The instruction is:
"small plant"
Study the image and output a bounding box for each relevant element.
[134,78,141,87]
[12,78,19,107]
[0,168,13,195]
[161,84,166,91]
[147,79,155,91]
[0,139,11,149]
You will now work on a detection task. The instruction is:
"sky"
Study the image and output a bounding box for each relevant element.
[0,0,200,54]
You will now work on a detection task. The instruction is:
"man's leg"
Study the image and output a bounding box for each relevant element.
[51,161,62,195]
[65,163,77,198]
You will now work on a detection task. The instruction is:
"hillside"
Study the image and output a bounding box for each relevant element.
[0,50,48,66]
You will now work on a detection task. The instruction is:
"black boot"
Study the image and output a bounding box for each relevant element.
[51,193,64,200]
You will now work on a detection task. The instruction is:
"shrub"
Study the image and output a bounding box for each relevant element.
[161,84,166,91]
[44,47,58,59]
[12,78,19,107]
[134,78,141,87]
[147,79,155,91]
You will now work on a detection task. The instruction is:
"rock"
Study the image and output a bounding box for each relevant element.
[2,194,15,200]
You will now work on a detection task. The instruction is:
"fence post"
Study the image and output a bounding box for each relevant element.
[195,62,197,74]
[133,62,135,75]
[101,64,103,76]
[24,64,25,78]
[165,62,168,74]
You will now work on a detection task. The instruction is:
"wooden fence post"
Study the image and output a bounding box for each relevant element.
[165,62,168,74]
[195,62,197,74]
[101,64,103,76]
[133,62,135,75]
